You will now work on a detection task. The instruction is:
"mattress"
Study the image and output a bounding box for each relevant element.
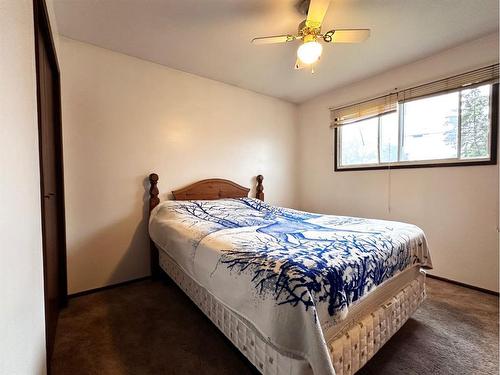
[150,198,431,374]
[159,249,426,375]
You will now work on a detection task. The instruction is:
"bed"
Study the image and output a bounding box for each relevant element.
[148,173,432,375]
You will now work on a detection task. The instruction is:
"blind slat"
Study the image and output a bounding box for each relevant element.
[330,64,499,128]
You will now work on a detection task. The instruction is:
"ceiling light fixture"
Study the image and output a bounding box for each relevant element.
[251,0,371,71]
[297,36,323,65]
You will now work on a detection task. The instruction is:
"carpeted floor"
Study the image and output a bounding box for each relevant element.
[52,277,499,375]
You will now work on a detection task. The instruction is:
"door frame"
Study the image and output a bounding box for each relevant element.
[33,0,68,367]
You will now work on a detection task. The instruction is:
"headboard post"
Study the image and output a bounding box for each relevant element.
[149,173,160,212]
[256,175,264,201]
[148,173,161,280]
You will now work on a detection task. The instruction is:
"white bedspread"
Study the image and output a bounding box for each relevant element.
[149,198,432,375]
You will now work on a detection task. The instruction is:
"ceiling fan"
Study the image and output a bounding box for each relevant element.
[251,0,370,71]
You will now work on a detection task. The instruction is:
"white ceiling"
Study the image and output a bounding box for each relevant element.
[53,0,499,103]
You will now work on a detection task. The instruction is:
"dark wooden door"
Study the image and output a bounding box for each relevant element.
[34,0,68,367]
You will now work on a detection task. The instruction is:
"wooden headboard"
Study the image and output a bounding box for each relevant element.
[172,178,250,201]
[148,174,264,206]
[147,173,264,278]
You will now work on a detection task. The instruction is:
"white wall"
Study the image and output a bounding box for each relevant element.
[0,0,47,373]
[297,33,500,292]
[59,37,298,294]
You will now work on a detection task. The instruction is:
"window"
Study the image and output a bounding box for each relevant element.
[334,83,498,171]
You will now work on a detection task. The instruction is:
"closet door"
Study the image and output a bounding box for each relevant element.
[34,0,68,366]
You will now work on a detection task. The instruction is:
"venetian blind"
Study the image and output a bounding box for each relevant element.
[330,63,499,128]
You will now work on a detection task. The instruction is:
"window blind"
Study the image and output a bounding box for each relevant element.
[330,63,499,128]
[330,93,397,127]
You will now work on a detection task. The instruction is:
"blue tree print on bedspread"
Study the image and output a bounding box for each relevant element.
[220,227,414,317]
[173,198,421,318]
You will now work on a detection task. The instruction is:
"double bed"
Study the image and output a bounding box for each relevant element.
[148,173,432,375]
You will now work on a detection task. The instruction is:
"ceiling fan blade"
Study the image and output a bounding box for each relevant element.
[305,0,331,29]
[252,35,296,45]
[323,29,371,43]
[294,58,305,70]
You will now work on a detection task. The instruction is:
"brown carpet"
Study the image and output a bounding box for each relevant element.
[52,277,499,375]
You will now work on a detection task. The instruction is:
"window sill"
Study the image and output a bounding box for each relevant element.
[335,158,497,172]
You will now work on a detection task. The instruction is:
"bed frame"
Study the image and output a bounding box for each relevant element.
[148,173,264,279]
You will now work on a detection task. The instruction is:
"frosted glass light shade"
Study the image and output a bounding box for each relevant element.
[297,41,323,65]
